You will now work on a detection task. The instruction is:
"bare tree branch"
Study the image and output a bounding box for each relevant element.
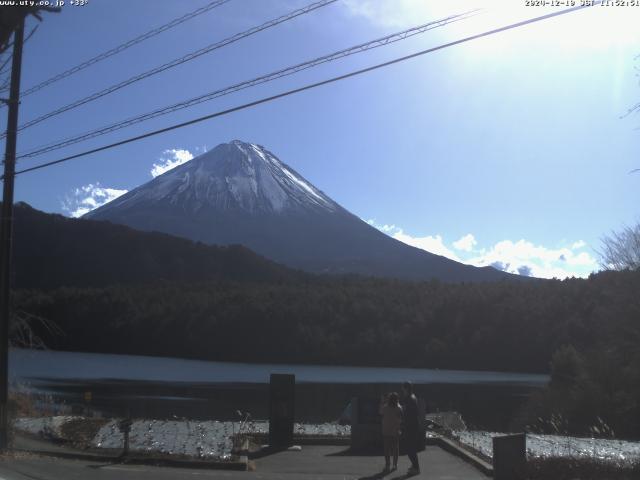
[9,310,64,349]
[599,223,640,271]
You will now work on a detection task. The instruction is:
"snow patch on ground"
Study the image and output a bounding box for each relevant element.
[454,431,640,465]
[93,419,349,458]
[94,419,237,459]
[14,416,349,460]
[14,416,73,440]
[14,416,640,465]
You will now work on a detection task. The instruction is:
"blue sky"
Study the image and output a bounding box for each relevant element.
[4,0,639,279]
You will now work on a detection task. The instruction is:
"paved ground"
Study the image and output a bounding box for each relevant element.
[0,445,488,480]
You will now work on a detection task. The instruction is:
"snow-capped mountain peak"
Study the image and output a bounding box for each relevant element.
[92,140,336,216]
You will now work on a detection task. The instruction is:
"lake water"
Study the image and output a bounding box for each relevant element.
[10,349,549,428]
[10,348,548,386]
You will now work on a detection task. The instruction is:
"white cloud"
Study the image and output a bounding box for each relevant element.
[62,183,128,218]
[366,219,598,279]
[366,219,396,233]
[367,220,460,261]
[394,230,461,261]
[517,265,533,277]
[453,233,477,252]
[61,147,202,217]
[465,239,598,279]
[150,149,194,178]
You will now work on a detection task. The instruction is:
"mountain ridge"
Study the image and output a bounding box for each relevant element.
[11,202,302,290]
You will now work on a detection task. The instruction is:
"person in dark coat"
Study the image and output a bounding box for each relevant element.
[401,381,420,475]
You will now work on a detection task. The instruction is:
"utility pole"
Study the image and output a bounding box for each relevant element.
[0,17,25,450]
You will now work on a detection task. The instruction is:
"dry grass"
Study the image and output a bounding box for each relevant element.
[59,417,109,448]
[8,391,39,418]
[0,450,38,462]
[6,390,40,447]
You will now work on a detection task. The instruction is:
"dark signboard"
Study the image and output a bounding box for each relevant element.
[493,433,526,480]
[268,373,295,447]
[355,397,381,425]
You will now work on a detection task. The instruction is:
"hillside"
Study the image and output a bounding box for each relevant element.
[11,202,302,290]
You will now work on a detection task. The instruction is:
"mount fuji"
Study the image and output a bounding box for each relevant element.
[85,140,510,282]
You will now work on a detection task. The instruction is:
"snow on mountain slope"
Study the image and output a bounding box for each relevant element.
[94,141,336,216]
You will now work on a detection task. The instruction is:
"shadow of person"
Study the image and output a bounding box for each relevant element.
[389,473,413,480]
[357,471,390,480]
[86,462,123,469]
[326,447,381,457]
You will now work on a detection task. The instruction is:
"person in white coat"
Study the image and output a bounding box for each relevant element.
[379,392,403,472]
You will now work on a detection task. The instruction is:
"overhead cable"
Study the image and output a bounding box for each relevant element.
[18,9,479,160]
[3,0,338,137]
[12,3,599,177]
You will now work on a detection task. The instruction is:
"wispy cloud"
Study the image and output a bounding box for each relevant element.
[150,149,195,178]
[342,0,440,28]
[366,219,598,279]
[62,183,128,218]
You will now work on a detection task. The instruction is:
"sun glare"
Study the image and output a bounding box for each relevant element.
[351,0,640,53]
[444,1,640,52]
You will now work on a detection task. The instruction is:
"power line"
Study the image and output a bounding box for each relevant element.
[1,0,338,139]
[0,53,12,77]
[17,10,480,161]
[12,3,599,178]
[0,0,232,98]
